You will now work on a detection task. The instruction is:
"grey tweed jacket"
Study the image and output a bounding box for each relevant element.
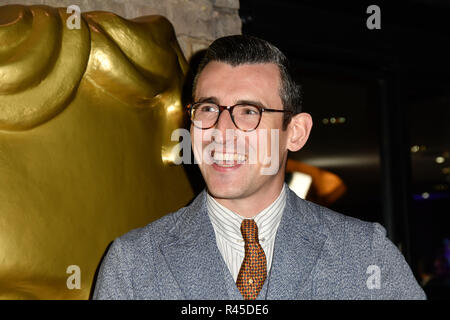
[93,187,426,300]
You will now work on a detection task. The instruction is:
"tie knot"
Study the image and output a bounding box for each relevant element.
[240,219,259,243]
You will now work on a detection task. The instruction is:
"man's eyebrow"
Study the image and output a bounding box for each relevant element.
[235,99,266,108]
[195,97,219,104]
[194,97,266,108]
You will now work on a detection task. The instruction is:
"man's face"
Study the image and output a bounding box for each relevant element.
[191,61,290,202]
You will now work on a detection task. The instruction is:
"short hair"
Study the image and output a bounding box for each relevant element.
[192,35,303,129]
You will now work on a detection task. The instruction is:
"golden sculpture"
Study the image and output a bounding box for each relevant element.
[0,5,194,299]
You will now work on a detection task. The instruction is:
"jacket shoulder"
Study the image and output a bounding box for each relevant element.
[289,193,425,299]
[289,192,375,242]
[118,206,187,251]
[292,194,395,264]
[93,205,188,299]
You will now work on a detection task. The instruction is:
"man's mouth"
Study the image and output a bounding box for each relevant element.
[211,151,247,168]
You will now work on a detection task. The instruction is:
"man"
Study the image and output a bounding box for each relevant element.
[93,35,426,300]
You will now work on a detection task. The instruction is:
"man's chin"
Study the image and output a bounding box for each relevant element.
[206,183,243,200]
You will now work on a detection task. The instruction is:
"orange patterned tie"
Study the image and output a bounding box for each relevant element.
[236,219,267,300]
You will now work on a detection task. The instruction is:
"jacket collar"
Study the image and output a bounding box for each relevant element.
[266,188,327,299]
[159,190,231,299]
[159,187,327,299]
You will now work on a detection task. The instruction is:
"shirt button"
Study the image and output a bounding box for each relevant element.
[248,278,254,285]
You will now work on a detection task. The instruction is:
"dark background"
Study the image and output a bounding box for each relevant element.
[239,0,450,299]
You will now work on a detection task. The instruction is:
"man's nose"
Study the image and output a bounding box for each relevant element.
[212,109,237,145]
[215,108,236,131]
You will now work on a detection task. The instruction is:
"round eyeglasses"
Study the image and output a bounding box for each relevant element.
[188,102,293,132]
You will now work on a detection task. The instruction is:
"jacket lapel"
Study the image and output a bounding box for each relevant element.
[267,189,328,299]
[159,187,328,300]
[159,191,230,299]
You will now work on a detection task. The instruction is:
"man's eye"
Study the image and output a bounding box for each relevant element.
[239,106,259,115]
[199,105,218,112]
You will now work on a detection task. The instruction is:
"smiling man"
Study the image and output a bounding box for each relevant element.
[93,35,426,300]
[190,60,308,218]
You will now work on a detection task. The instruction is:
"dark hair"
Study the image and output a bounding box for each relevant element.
[192,35,303,129]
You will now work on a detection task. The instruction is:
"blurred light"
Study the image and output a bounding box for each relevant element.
[436,156,445,164]
[443,167,450,175]
[434,184,449,191]
[413,191,450,201]
[322,116,346,125]
[304,154,379,168]
[167,104,177,114]
[96,51,112,71]
[288,172,312,199]
[411,145,420,153]
[161,146,180,164]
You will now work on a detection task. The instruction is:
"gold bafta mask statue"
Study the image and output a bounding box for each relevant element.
[0,5,194,299]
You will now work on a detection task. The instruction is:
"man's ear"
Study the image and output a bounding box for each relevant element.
[286,112,313,152]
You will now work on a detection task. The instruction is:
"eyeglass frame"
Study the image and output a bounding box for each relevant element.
[187,102,293,132]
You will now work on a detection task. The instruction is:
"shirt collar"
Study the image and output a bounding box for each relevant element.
[207,184,287,246]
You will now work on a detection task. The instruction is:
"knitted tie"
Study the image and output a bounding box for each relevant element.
[236,219,267,300]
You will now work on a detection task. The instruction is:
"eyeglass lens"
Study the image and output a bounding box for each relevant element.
[192,103,260,131]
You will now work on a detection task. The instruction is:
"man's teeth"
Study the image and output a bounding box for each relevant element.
[212,152,247,166]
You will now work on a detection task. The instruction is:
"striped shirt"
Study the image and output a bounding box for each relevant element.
[206,184,287,281]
